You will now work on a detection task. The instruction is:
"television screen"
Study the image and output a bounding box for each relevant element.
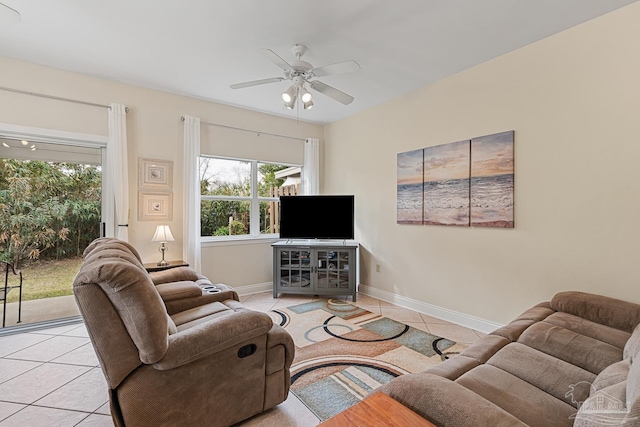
[279,195,354,240]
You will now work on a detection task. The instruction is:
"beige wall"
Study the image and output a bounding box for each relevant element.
[2,3,639,321]
[0,56,322,287]
[324,3,640,324]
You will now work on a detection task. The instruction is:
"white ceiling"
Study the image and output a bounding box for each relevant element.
[0,0,637,124]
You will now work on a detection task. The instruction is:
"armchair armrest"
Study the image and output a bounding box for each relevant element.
[155,281,202,302]
[267,324,295,370]
[153,309,273,370]
[378,373,527,426]
[149,267,200,285]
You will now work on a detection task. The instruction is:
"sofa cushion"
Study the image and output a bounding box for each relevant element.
[551,291,640,334]
[424,355,480,380]
[487,342,595,408]
[624,324,640,362]
[544,312,631,350]
[574,381,630,426]
[628,351,640,408]
[380,372,528,426]
[460,335,510,364]
[455,364,576,427]
[593,360,630,392]
[490,319,540,342]
[518,322,622,374]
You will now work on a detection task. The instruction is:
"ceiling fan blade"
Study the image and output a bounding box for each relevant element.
[309,80,354,105]
[258,48,294,72]
[0,2,21,23]
[230,77,284,89]
[312,60,361,77]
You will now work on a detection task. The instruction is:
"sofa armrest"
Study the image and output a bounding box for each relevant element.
[551,291,640,333]
[153,309,273,370]
[378,373,528,426]
[149,267,200,285]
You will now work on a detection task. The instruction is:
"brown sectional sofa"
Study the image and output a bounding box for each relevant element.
[73,238,294,427]
[379,292,640,426]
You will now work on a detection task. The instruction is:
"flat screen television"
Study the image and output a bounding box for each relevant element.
[279,195,354,240]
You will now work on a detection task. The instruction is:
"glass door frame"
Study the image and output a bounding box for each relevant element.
[0,122,111,236]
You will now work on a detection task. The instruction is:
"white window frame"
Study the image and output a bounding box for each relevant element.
[199,154,301,243]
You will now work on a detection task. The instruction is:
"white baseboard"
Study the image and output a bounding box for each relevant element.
[358,284,503,334]
[235,282,273,296]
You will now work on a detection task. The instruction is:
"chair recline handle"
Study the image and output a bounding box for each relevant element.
[237,344,257,358]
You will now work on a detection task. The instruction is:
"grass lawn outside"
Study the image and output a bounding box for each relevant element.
[5,257,83,303]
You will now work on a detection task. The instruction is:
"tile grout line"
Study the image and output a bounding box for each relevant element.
[0,358,45,386]
[0,334,57,359]
[17,364,93,409]
[0,401,29,423]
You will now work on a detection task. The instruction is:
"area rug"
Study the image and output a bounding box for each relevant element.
[267,299,468,421]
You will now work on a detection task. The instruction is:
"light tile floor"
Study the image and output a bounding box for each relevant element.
[0,292,485,427]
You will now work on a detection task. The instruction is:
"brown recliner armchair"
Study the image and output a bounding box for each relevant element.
[73,238,294,426]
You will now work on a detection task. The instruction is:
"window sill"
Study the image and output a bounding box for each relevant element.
[200,235,281,247]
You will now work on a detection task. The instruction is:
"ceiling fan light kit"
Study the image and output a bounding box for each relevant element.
[230,44,360,111]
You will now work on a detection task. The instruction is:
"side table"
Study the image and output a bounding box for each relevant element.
[143,260,189,273]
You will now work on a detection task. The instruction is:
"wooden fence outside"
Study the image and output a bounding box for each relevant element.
[269,184,300,233]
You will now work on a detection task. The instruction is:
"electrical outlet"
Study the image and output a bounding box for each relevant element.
[376,264,381,273]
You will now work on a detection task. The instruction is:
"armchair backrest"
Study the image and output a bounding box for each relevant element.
[74,238,176,389]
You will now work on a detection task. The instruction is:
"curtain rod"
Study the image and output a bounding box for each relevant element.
[0,86,128,112]
[180,116,306,142]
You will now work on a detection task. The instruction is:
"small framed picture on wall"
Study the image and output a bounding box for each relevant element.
[138,191,173,221]
[139,158,173,190]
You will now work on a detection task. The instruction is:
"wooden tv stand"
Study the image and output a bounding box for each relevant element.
[319,392,436,427]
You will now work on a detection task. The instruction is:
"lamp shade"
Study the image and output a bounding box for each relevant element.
[152,225,175,242]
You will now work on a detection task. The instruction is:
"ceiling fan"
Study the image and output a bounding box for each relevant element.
[230,44,360,110]
[0,2,20,23]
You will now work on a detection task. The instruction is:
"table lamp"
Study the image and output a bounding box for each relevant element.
[152,225,175,266]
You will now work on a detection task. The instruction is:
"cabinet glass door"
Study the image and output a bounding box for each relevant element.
[316,250,351,291]
[278,250,311,289]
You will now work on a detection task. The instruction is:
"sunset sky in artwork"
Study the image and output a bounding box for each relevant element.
[423,140,470,183]
[471,131,514,177]
[397,149,423,185]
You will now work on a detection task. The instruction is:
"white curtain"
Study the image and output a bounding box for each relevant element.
[302,137,319,195]
[183,115,201,272]
[108,103,129,241]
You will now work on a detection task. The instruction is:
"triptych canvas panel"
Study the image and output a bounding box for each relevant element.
[397,131,514,228]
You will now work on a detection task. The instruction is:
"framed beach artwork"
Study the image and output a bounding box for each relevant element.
[397,149,424,224]
[470,131,514,228]
[423,140,471,227]
[397,130,514,229]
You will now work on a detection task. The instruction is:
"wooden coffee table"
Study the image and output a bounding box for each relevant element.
[319,391,436,427]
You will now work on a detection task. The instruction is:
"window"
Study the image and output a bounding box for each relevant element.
[199,156,300,239]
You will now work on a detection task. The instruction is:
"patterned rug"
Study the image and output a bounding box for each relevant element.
[267,299,467,421]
